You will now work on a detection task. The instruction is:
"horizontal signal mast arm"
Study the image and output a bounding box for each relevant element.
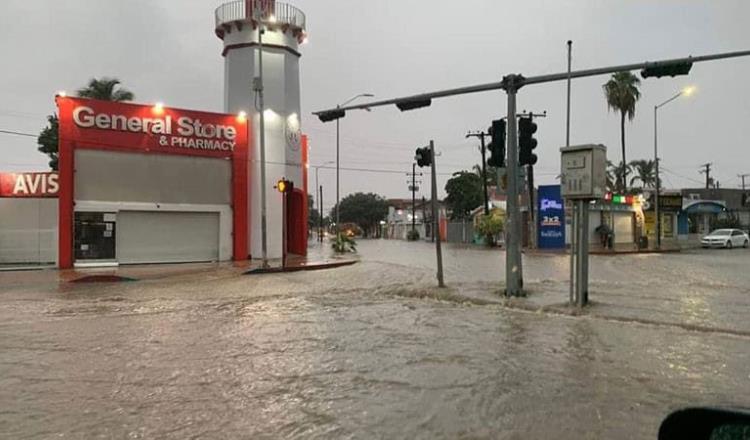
[313,49,750,116]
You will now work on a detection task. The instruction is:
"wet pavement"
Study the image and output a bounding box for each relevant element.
[1,239,749,439]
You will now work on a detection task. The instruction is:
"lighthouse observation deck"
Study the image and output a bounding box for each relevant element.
[215,1,306,40]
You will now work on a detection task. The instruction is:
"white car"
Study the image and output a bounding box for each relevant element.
[701,228,749,249]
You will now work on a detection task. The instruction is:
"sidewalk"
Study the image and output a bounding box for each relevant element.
[0,240,357,287]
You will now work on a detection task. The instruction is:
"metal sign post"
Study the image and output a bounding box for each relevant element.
[561,144,606,307]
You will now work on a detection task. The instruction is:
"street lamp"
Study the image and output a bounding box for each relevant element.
[314,160,335,242]
[253,3,270,267]
[654,85,696,249]
[334,93,374,235]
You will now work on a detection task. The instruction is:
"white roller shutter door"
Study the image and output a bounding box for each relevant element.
[117,211,219,264]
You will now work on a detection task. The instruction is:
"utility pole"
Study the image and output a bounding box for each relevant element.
[466,130,491,215]
[738,173,749,191]
[422,196,428,238]
[319,185,324,243]
[407,164,423,236]
[700,163,713,189]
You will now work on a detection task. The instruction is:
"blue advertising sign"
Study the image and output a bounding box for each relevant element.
[537,185,565,249]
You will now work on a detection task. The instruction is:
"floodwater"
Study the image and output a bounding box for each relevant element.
[1,240,749,439]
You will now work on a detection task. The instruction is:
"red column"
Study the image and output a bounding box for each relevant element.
[56,97,75,269]
[301,135,309,256]
[232,120,250,261]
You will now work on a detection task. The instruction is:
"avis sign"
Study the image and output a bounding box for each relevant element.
[0,172,59,198]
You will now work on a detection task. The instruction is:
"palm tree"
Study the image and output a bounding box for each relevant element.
[603,72,641,191]
[37,78,135,170]
[606,160,631,193]
[76,77,134,102]
[629,159,657,189]
[472,164,499,186]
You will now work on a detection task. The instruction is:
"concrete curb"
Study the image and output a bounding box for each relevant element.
[245,259,358,275]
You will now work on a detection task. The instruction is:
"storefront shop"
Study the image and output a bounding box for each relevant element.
[644,193,683,246]
[56,97,250,268]
[0,172,59,265]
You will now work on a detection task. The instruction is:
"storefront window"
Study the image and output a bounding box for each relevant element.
[74,212,116,261]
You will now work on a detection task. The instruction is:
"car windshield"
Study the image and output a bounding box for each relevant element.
[709,229,732,236]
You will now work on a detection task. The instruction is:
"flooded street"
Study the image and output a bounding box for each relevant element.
[2,240,750,439]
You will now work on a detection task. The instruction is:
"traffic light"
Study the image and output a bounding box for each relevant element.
[415,147,432,168]
[487,119,506,168]
[518,116,538,166]
[397,98,432,112]
[317,109,346,123]
[276,178,293,193]
[641,61,693,79]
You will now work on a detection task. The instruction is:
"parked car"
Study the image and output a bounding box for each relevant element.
[701,228,749,249]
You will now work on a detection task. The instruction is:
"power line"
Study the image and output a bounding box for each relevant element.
[661,166,705,186]
[0,129,37,138]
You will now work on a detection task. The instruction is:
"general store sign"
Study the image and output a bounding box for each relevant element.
[0,172,59,197]
[57,97,248,159]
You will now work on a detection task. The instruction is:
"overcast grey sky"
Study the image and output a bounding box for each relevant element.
[1,1,749,214]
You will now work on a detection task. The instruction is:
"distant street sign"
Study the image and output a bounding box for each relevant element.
[408,185,420,192]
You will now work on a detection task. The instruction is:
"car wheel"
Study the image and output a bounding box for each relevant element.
[726,240,733,249]
[744,240,749,249]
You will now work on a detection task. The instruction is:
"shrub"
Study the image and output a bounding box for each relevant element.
[331,232,357,253]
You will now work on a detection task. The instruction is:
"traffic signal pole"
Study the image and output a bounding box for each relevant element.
[314,48,750,297]
[430,140,445,288]
[504,77,523,295]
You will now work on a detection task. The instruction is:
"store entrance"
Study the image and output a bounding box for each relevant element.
[74,212,116,262]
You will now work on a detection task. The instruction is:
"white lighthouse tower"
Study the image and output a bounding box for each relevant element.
[215,0,307,260]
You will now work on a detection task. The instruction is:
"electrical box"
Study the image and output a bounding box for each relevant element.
[560,144,607,199]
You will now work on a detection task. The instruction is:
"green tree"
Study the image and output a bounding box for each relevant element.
[603,71,641,191]
[332,192,389,238]
[607,160,632,193]
[629,159,658,189]
[37,115,59,170]
[475,209,505,247]
[37,77,135,170]
[445,171,483,220]
[472,163,499,186]
[76,77,135,101]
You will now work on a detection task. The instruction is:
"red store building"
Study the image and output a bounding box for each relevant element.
[0,97,308,269]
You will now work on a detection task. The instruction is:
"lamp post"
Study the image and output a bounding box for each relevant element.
[654,85,695,249]
[253,3,270,267]
[335,93,374,235]
[314,161,334,242]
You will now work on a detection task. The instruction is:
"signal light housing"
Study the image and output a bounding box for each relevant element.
[415,146,432,168]
[641,61,693,79]
[518,116,538,166]
[317,109,346,123]
[487,119,506,168]
[396,98,432,112]
[276,178,293,193]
